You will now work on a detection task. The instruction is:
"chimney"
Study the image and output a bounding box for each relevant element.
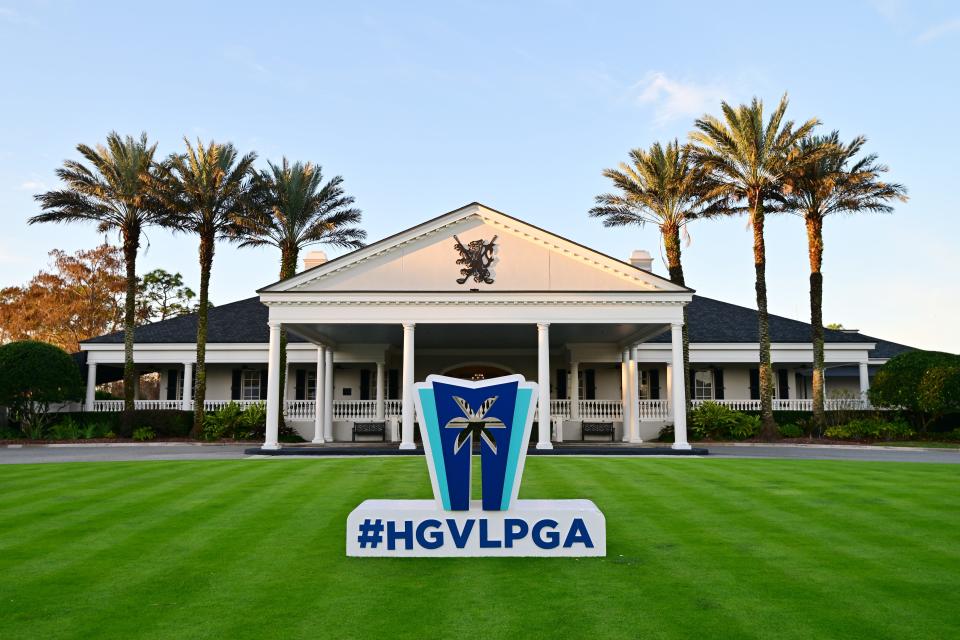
[629,249,653,272]
[302,250,328,270]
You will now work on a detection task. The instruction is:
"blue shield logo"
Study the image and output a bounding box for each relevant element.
[413,374,538,511]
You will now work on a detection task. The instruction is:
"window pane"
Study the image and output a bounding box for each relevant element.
[694,370,713,400]
[241,370,261,401]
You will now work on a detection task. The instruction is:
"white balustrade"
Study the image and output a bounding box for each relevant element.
[284,400,315,420]
[385,400,402,417]
[333,400,378,420]
[636,400,671,420]
[203,399,263,412]
[690,398,873,411]
[92,400,123,412]
[577,400,623,421]
[87,397,876,416]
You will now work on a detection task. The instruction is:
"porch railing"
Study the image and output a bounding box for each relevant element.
[577,399,622,420]
[89,397,875,416]
[691,398,872,411]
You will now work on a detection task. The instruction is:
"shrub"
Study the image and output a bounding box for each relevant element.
[132,427,156,442]
[689,402,760,440]
[825,417,915,441]
[202,402,270,441]
[0,341,82,439]
[50,417,83,440]
[870,351,960,430]
[657,423,674,442]
[778,423,805,438]
[943,429,960,442]
[202,403,245,440]
[918,366,960,423]
[79,420,110,440]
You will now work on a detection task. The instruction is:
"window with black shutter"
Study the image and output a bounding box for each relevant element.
[585,369,596,400]
[649,369,660,399]
[231,369,241,400]
[360,369,371,400]
[295,369,307,400]
[749,368,760,400]
[556,368,567,399]
[713,367,725,400]
[167,369,179,400]
[388,369,399,399]
[777,369,789,399]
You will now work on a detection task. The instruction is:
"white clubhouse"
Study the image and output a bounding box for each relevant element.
[79,203,912,449]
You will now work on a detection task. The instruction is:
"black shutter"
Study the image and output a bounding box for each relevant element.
[585,369,596,400]
[360,369,371,400]
[713,368,725,400]
[778,369,789,399]
[649,369,660,399]
[749,368,760,400]
[295,369,306,400]
[557,369,567,399]
[167,369,179,400]
[231,370,241,400]
[259,370,268,400]
[388,369,399,399]
[689,368,696,399]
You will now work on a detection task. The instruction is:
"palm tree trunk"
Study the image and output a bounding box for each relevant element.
[120,226,140,432]
[276,247,299,429]
[192,232,214,435]
[663,224,691,405]
[806,215,826,430]
[751,198,776,439]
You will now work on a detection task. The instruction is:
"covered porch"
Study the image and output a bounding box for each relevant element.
[256,316,692,450]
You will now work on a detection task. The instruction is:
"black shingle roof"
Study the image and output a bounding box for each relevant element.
[83,297,304,345]
[82,294,916,360]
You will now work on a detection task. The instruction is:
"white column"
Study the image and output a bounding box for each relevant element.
[629,345,642,443]
[569,361,580,420]
[859,361,870,405]
[665,363,673,401]
[400,323,416,450]
[622,350,633,442]
[323,348,334,441]
[263,322,282,450]
[620,349,631,441]
[670,322,690,450]
[85,362,97,411]
[536,322,552,450]
[181,362,193,411]
[376,361,385,420]
[312,346,325,444]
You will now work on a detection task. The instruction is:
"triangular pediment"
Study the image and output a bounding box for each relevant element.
[260,203,689,294]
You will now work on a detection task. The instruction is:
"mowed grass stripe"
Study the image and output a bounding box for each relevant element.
[4,460,325,638]
[0,461,267,579]
[0,458,958,640]
[63,460,372,640]
[641,459,959,638]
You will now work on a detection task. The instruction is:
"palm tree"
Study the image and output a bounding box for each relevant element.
[236,158,366,418]
[589,140,718,403]
[783,132,907,427]
[30,132,162,425]
[689,95,821,438]
[150,139,256,432]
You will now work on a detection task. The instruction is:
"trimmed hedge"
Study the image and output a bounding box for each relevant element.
[47,411,193,439]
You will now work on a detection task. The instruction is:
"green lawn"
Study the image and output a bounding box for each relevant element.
[1,457,958,639]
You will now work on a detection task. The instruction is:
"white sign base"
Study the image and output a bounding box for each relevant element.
[346,499,606,557]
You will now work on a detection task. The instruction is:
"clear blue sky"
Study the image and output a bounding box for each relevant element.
[1,1,958,351]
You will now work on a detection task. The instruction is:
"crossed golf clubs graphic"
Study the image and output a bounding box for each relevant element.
[444,395,506,454]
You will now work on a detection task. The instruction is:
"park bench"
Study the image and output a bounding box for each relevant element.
[352,421,387,442]
[581,421,616,442]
